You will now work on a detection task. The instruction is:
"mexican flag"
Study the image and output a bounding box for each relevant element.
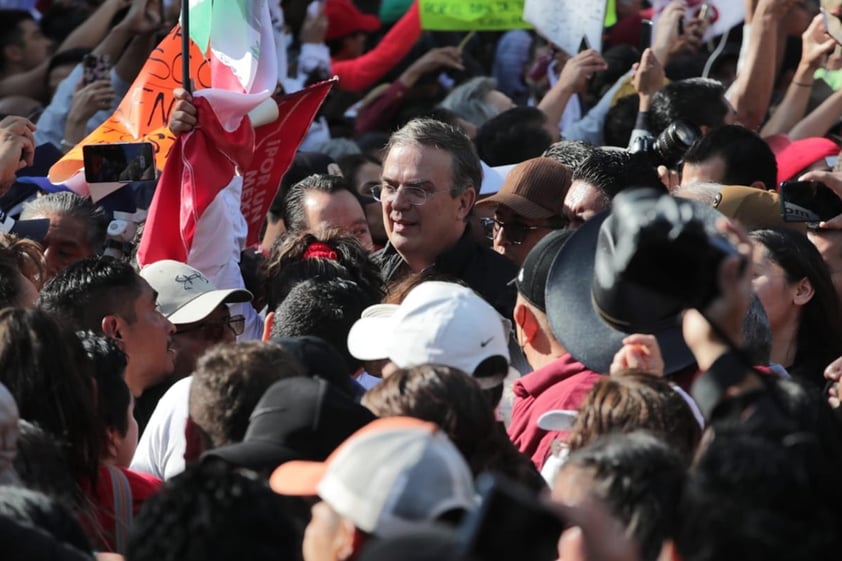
[185,0,266,93]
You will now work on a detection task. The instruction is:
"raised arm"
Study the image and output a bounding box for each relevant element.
[537,49,607,137]
[760,13,835,137]
[330,1,422,93]
[727,0,791,131]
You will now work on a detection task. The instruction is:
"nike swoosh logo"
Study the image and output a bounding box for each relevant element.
[480,337,493,347]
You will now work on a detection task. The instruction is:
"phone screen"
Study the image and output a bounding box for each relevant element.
[639,19,653,52]
[83,142,156,183]
[82,54,110,86]
[779,180,842,223]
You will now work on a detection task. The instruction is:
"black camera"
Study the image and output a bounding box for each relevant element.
[630,120,702,169]
[603,188,738,311]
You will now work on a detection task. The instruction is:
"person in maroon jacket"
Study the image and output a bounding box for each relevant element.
[509,192,701,470]
[507,230,601,469]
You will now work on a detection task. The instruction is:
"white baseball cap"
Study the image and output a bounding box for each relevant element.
[140,260,252,325]
[347,281,511,389]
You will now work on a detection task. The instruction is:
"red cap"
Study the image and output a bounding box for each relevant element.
[325,0,381,41]
[775,137,840,185]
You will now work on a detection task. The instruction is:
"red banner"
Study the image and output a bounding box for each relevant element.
[241,79,335,248]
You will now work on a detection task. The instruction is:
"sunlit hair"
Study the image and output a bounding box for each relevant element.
[567,373,701,464]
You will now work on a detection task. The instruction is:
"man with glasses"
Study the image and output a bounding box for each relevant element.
[475,157,571,267]
[373,118,518,317]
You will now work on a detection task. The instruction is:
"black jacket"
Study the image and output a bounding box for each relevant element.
[373,225,518,319]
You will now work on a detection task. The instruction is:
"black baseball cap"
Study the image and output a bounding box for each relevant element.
[512,230,575,312]
[204,376,376,472]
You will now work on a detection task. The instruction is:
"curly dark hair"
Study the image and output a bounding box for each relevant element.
[263,230,384,311]
[188,341,304,449]
[563,432,687,561]
[126,459,302,561]
[363,364,546,492]
[567,373,701,465]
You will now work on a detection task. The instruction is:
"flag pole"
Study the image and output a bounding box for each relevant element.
[181,0,191,93]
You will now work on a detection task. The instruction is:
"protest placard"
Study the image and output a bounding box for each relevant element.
[419,0,530,30]
[48,26,210,193]
[523,0,606,55]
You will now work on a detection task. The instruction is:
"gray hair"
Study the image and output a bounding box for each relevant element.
[439,76,502,127]
[21,192,108,253]
[672,182,723,207]
[386,118,482,196]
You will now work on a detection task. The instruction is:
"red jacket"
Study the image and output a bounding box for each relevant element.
[332,1,422,93]
[508,354,602,469]
[81,465,162,553]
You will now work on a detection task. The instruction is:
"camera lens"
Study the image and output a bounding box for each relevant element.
[653,121,701,168]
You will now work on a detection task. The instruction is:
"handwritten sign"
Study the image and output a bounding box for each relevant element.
[523,0,606,55]
[49,26,211,192]
[419,0,530,30]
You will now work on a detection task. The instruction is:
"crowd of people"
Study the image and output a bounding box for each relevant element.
[1,0,842,560]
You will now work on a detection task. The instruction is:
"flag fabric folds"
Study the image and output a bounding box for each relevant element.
[137,78,335,264]
[135,96,254,264]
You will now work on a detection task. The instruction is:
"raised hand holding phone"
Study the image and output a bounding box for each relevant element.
[797,169,842,228]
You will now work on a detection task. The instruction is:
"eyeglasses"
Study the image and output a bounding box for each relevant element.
[370,184,437,206]
[480,217,547,245]
[175,314,245,340]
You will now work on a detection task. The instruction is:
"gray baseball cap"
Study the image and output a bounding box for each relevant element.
[140,260,252,325]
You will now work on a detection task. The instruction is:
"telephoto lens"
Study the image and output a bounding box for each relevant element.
[652,121,701,169]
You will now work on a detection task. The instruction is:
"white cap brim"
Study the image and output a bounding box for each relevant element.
[347,315,397,361]
[537,410,578,431]
[168,288,252,325]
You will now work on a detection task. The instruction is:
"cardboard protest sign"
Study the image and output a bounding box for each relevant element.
[49,26,211,196]
[523,0,607,55]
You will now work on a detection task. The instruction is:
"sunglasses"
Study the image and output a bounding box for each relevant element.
[480,217,547,245]
[175,314,245,340]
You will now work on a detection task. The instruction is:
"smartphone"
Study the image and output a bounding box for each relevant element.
[823,6,842,47]
[640,19,653,52]
[459,473,566,561]
[83,142,156,184]
[82,53,111,86]
[779,180,842,223]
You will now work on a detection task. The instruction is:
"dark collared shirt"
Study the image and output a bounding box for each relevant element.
[374,224,518,319]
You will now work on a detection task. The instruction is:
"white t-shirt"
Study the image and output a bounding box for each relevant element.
[130,377,192,481]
